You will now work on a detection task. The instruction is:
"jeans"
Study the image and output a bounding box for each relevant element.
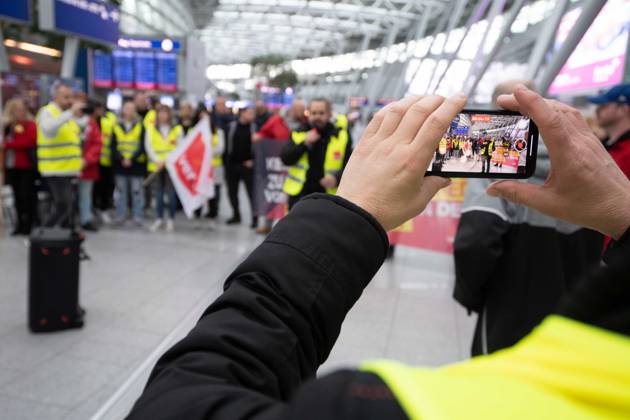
[115,175,145,221]
[44,176,75,228]
[154,171,177,219]
[78,180,94,225]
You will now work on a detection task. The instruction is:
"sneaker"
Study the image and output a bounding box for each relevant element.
[226,216,241,225]
[81,222,99,232]
[150,219,164,232]
[255,225,272,235]
[166,219,175,232]
[101,212,112,225]
[207,219,217,230]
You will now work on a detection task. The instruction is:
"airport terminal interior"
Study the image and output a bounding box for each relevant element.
[0,0,629,419]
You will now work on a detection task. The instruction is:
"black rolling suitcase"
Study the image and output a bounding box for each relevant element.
[28,228,84,332]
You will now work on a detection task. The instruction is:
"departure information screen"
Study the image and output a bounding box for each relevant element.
[93,46,178,91]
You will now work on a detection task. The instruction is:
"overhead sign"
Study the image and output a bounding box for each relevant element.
[550,0,629,95]
[117,38,181,52]
[0,0,30,23]
[471,115,491,123]
[38,0,120,45]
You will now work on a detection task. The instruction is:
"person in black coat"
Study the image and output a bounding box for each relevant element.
[126,88,630,420]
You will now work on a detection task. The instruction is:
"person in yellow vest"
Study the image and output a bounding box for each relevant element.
[145,104,182,232]
[281,97,352,209]
[93,102,117,224]
[127,88,630,420]
[111,101,146,226]
[36,81,85,228]
[480,135,495,173]
[134,91,156,128]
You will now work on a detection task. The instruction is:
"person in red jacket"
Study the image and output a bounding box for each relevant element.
[589,84,630,179]
[1,98,38,235]
[77,100,103,232]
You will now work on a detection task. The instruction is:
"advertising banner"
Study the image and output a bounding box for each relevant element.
[252,139,288,219]
[550,0,629,94]
[388,179,467,254]
[166,118,215,218]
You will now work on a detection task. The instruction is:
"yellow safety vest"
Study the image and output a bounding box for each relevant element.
[363,315,630,420]
[212,132,223,167]
[283,129,349,196]
[36,103,82,176]
[143,109,156,129]
[113,122,145,162]
[99,111,117,166]
[335,114,348,131]
[147,124,182,172]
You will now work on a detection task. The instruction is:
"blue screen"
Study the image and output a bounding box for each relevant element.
[0,0,30,23]
[113,49,134,88]
[93,50,113,87]
[134,51,156,89]
[156,52,177,91]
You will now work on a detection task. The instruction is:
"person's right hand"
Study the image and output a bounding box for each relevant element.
[71,101,85,117]
[157,161,166,171]
[123,159,132,168]
[336,93,467,231]
[488,85,630,240]
[305,129,320,145]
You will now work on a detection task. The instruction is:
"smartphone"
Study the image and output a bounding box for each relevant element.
[425,109,538,178]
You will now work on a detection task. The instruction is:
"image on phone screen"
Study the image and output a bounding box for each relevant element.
[426,110,538,179]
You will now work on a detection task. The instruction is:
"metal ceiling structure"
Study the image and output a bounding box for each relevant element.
[121,0,470,64]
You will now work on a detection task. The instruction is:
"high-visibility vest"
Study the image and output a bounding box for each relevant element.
[99,111,117,166]
[113,122,145,162]
[335,114,348,131]
[36,103,82,176]
[212,132,222,167]
[143,109,156,128]
[147,124,182,172]
[363,315,630,420]
[438,138,447,154]
[283,128,349,196]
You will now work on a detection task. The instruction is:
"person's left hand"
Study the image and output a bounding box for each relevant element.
[243,160,254,169]
[336,93,466,231]
[123,159,132,168]
[252,133,262,143]
[319,175,337,189]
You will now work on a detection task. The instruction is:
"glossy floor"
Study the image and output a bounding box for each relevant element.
[0,202,475,420]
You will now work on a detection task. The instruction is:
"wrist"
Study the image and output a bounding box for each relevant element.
[603,196,630,240]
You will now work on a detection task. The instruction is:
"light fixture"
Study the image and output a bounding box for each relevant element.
[4,39,62,58]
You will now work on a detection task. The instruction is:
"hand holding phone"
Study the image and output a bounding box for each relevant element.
[425,109,539,179]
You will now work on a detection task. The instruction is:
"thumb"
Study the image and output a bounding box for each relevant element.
[487,180,551,209]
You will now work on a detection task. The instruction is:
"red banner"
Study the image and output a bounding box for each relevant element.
[388,179,467,254]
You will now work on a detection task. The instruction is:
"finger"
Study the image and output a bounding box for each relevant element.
[360,109,386,141]
[487,180,555,215]
[411,92,467,165]
[373,96,424,140]
[496,94,519,112]
[512,85,568,156]
[392,95,445,144]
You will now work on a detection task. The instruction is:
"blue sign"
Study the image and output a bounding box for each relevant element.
[39,0,120,45]
[156,52,178,92]
[112,49,133,88]
[93,50,113,88]
[134,51,157,89]
[0,0,30,23]
[117,38,182,53]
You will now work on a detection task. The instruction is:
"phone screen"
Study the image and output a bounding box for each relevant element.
[426,110,538,179]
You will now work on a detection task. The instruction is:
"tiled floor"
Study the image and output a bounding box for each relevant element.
[1,203,475,420]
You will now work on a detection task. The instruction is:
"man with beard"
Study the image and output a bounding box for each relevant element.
[281,98,352,209]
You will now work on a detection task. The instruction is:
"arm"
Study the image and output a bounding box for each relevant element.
[127,194,388,420]
[111,129,123,163]
[37,107,73,139]
[144,129,159,163]
[453,179,510,313]
[335,139,353,184]
[280,136,308,166]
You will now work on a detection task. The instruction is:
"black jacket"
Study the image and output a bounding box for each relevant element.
[281,122,352,197]
[127,193,630,420]
[453,143,603,355]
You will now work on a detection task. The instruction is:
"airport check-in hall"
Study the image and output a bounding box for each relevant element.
[0,0,629,419]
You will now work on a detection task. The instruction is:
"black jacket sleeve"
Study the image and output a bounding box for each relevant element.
[281,135,309,166]
[126,194,390,420]
[453,210,510,313]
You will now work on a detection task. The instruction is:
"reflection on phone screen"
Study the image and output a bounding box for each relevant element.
[429,113,531,176]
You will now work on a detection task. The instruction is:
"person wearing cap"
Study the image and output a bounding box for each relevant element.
[589,84,630,179]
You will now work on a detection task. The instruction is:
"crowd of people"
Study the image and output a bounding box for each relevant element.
[0,84,354,237]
